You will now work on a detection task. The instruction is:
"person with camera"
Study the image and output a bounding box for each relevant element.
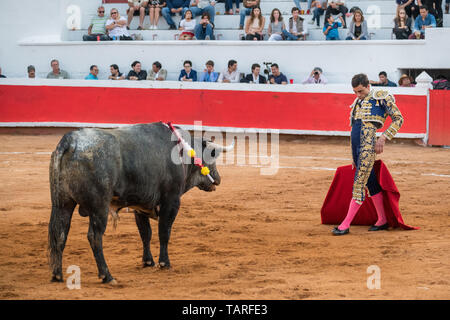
[302,67,328,84]
[268,63,288,85]
[194,12,215,40]
[240,63,267,83]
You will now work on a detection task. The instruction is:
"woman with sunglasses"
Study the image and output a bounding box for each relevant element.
[106,8,132,40]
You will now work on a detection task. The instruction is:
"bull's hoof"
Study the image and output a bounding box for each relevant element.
[143,260,155,268]
[102,276,117,285]
[158,262,171,269]
[51,274,63,283]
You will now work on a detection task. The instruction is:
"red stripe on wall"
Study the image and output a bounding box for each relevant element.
[0,85,427,135]
[428,90,450,146]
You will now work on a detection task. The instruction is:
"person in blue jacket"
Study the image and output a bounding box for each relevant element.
[178,60,197,81]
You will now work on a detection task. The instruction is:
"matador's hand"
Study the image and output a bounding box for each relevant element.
[375,135,387,154]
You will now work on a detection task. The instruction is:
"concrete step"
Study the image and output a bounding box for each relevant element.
[67,26,396,41]
[100,0,398,17]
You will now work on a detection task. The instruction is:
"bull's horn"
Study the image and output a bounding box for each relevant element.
[206,140,235,152]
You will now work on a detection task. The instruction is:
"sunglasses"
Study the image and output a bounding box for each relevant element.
[111,12,118,14]
[98,11,105,13]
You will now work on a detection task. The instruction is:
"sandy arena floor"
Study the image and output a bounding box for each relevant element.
[0,132,449,300]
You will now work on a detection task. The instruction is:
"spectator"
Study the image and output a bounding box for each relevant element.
[149,0,166,29]
[83,6,109,41]
[418,0,443,27]
[309,1,327,27]
[302,67,328,84]
[127,0,149,30]
[85,65,99,80]
[189,0,216,23]
[432,75,450,90]
[268,8,286,41]
[325,1,348,28]
[396,0,419,20]
[323,14,343,40]
[162,0,190,29]
[283,6,309,40]
[293,0,314,14]
[346,9,368,40]
[239,0,260,29]
[226,0,241,15]
[179,9,196,39]
[240,63,267,83]
[194,12,215,40]
[0,67,5,78]
[127,61,147,80]
[147,61,167,80]
[218,59,240,83]
[179,60,197,81]
[244,6,265,40]
[109,64,126,80]
[398,74,415,87]
[27,65,36,79]
[106,8,133,40]
[268,63,288,85]
[46,59,70,79]
[409,6,436,39]
[199,60,219,82]
[370,71,398,87]
[393,8,413,39]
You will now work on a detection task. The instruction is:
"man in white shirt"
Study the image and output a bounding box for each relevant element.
[302,67,328,84]
[218,60,240,83]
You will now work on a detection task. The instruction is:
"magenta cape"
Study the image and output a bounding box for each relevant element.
[321,160,418,230]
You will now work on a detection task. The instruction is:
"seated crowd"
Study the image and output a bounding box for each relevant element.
[1,61,448,89]
[15,59,446,89]
[82,1,446,41]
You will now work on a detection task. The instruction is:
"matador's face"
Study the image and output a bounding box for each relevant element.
[353,84,371,100]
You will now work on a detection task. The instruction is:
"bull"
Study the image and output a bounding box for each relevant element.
[48,122,233,284]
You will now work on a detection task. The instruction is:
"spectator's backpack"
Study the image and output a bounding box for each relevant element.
[432,79,450,90]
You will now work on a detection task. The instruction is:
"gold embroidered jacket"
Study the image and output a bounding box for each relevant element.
[349,89,404,140]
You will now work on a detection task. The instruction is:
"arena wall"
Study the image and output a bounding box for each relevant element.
[0,79,429,140]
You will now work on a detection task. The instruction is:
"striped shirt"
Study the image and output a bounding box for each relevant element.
[90,16,108,34]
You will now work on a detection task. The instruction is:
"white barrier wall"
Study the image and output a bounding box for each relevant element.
[0,0,449,83]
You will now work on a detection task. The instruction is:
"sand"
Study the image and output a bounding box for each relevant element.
[0,132,449,299]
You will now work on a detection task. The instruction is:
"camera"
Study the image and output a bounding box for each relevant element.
[263,62,272,76]
[314,71,319,75]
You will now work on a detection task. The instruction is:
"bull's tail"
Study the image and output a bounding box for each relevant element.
[48,134,72,281]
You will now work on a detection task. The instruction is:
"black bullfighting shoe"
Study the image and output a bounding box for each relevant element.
[332,227,349,236]
[368,223,389,231]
